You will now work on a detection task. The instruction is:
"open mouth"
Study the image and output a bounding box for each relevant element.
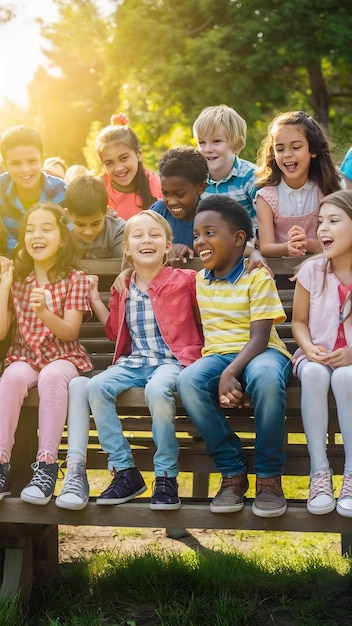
[199,249,213,261]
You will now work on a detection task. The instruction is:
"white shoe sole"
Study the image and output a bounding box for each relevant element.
[252,502,287,518]
[55,496,89,511]
[307,500,336,515]
[210,502,244,513]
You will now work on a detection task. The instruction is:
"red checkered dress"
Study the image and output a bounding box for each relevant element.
[5,270,93,373]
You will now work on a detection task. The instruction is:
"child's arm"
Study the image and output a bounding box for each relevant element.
[88,275,110,325]
[29,287,84,342]
[257,196,304,257]
[0,259,13,340]
[244,244,274,276]
[218,319,272,407]
[292,280,328,362]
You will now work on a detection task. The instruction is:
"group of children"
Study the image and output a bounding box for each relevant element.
[0,104,352,519]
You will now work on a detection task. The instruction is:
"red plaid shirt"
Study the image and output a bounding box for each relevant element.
[6,270,93,373]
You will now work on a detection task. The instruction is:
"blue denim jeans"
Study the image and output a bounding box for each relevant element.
[86,363,184,476]
[177,349,292,477]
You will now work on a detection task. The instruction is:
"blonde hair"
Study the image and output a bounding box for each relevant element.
[193,104,247,154]
[123,210,173,268]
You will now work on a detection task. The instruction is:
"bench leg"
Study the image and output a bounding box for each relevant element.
[165,473,210,539]
[33,525,60,583]
[341,533,352,556]
[0,537,33,602]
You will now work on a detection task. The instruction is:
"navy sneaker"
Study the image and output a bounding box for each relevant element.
[150,475,181,510]
[96,467,147,505]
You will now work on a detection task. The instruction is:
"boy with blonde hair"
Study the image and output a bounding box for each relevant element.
[193,105,258,228]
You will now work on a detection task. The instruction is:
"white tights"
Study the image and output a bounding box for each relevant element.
[298,359,352,475]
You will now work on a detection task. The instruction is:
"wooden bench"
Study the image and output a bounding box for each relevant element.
[0,256,350,602]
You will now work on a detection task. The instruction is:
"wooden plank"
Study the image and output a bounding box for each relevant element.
[0,499,350,534]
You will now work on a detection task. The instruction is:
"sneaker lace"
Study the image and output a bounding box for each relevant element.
[30,462,59,489]
[310,471,333,500]
[61,467,87,497]
[0,465,9,489]
[153,476,177,497]
[340,474,352,499]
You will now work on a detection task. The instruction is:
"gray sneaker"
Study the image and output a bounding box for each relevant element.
[56,461,89,511]
[252,476,287,518]
[210,473,249,513]
[0,463,11,500]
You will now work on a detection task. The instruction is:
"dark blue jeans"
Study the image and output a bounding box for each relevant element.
[177,349,292,477]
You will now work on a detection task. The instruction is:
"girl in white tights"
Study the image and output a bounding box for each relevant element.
[292,189,352,517]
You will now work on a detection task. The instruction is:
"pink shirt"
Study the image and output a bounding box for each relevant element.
[103,170,162,220]
[257,180,322,243]
[6,270,93,373]
[104,266,203,367]
[292,257,352,373]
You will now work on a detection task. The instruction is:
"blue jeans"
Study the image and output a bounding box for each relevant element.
[177,349,292,477]
[86,363,184,476]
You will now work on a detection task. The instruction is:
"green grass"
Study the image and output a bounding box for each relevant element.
[2,544,352,625]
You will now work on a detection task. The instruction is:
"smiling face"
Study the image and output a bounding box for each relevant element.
[272,124,316,189]
[160,176,206,222]
[24,208,61,268]
[100,142,142,188]
[318,203,352,262]
[67,210,105,243]
[193,210,245,277]
[196,125,235,181]
[123,213,172,272]
[4,145,43,196]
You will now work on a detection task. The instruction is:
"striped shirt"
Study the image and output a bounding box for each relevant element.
[116,281,180,367]
[196,263,291,359]
[201,156,258,227]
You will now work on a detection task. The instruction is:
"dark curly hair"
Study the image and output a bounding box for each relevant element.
[158,146,208,185]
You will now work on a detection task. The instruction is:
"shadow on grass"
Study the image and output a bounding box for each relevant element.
[2,546,352,625]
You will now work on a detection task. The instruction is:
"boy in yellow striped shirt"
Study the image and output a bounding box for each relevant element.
[177,195,292,517]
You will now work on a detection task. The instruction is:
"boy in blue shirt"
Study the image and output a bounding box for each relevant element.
[177,195,292,518]
[193,104,258,231]
[0,125,66,255]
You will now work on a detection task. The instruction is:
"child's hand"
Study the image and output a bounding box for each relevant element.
[325,347,352,368]
[168,243,194,264]
[246,247,274,277]
[219,370,245,408]
[287,225,307,256]
[87,275,100,302]
[30,287,47,315]
[0,258,13,290]
[306,344,330,363]
[112,268,132,294]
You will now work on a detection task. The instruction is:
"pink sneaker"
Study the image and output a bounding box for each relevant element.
[307,469,335,515]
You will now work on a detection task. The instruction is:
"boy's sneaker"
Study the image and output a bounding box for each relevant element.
[336,473,352,518]
[96,467,147,505]
[150,474,181,510]
[307,469,335,515]
[21,461,58,505]
[56,461,89,511]
[0,463,11,500]
[210,473,249,513]
[252,476,287,518]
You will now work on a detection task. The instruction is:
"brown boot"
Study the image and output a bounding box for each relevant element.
[252,475,287,518]
[210,473,249,513]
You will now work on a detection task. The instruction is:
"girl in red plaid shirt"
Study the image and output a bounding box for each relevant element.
[0,202,93,504]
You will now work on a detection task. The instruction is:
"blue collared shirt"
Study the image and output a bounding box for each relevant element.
[204,256,246,284]
[0,171,66,255]
[202,156,258,228]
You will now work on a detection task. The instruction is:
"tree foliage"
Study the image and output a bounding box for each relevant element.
[3,0,349,167]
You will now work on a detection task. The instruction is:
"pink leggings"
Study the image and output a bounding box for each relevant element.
[0,360,79,463]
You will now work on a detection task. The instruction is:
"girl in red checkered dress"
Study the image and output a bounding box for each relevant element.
[0,202,93,505]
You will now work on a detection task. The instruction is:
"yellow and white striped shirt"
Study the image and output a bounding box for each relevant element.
[197,266,291,359]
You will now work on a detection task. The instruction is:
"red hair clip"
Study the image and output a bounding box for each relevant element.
[110,113,130,126]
